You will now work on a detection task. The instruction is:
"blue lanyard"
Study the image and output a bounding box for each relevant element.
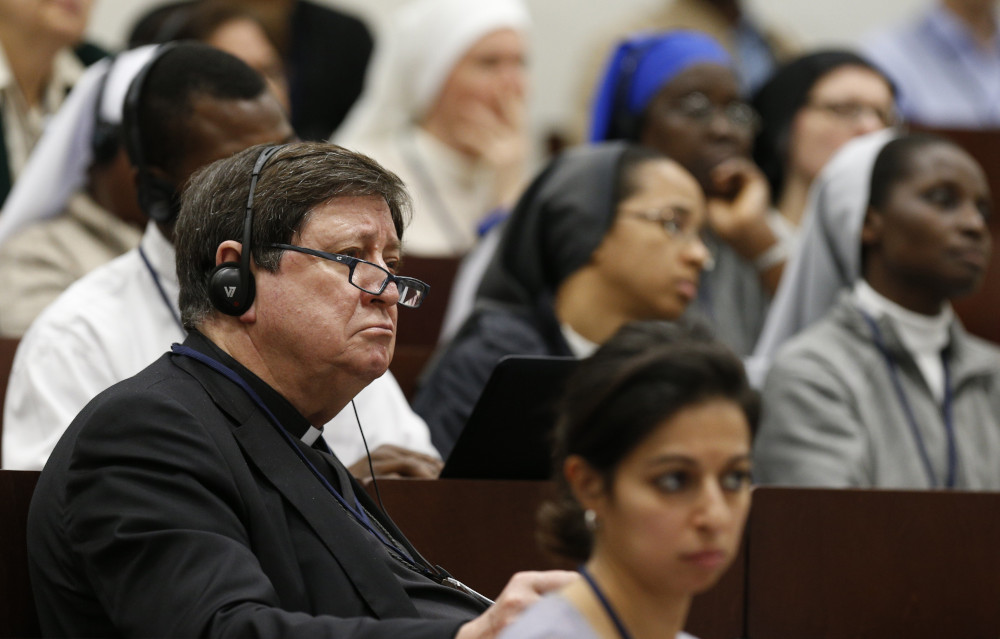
[857,310,957,489]
[579,566,632,639]
[169,343,431,573]
[139,246,183,332]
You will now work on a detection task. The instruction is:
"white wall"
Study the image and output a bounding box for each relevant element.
[84,0,925,136]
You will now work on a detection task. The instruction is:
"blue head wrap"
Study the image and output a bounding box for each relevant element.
[589,30,732,142]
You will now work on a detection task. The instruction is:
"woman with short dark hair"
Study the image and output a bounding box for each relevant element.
[752,50,896,228]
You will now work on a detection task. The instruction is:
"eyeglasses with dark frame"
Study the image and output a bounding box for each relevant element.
[268,243,430,309]
[659,91,761,133]
[619,208,716,271]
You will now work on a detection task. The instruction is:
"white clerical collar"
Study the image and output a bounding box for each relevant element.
[852,279,953,356]
[560,322,599,359]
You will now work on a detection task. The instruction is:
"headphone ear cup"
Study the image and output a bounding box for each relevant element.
[208,262,256,316]
[138,170,181,224]
[91,121,120,166]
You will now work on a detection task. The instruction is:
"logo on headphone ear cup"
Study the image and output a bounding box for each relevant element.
[208,261,256,316]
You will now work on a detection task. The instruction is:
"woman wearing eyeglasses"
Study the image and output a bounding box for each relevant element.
[590,30,785,358]
[751,50,897,230]
[413,142,711,458]
[500,319,757,639]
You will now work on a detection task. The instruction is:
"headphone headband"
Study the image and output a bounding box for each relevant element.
[240,144,285,293]
[90,55,120,166]
[122,42,182,224]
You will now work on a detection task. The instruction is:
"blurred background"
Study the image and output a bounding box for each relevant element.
[85,0,920,145]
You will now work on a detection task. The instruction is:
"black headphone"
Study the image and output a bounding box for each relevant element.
[609,35,660,142]
[90,56,120,166]
[122,42,183,224]
[208,144,285,316]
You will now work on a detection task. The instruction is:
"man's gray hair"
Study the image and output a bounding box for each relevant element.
[175,141,411,329]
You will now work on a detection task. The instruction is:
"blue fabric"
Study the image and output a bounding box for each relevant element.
[589,30,732,141]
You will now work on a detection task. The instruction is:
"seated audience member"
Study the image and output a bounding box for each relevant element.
[590,30,785,357]
[0,48,152,337]
[611,0,797,96]
[414,142,711,457]
[752,50,897,228]
[336,0,531,257]
[127,0,291,115]
[27,141,574,638]
[0,4,300,338]
[216,0,374,141]
[501,319,757,639]
[754,131,1000,489]
[569,0,798,147]
[0,0,101,206]
[861,0,1000,128]
[3,44,440,479]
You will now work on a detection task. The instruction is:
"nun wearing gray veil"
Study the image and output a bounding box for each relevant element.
[414,141,711,457]
[752,129,1000,489]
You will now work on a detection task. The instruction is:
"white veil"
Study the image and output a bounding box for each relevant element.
[0,45,159,246]
[334,0,530,147]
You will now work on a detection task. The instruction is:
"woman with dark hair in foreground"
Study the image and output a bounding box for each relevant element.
[502,320,758,639]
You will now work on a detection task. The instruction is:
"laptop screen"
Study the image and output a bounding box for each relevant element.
[439,355,577,480]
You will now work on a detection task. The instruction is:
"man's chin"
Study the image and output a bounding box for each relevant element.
[360,352,393,382]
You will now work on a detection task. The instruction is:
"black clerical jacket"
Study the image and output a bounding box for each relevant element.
[27,333,484,638]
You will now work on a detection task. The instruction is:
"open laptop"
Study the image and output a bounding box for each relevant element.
[439,355,578,481]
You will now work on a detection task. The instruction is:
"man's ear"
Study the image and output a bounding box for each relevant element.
[861,205,884,248]
[215,240,243,266]
[564,455,607,513]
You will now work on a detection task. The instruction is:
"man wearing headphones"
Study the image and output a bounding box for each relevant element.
[27,140,574,638]
[3,42,443,479]
[0,47,151,338]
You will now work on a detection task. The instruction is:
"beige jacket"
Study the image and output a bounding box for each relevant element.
[0,193,141,336]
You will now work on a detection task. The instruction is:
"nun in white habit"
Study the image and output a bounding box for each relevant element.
[0,46,156,337]
[335,0,532,257]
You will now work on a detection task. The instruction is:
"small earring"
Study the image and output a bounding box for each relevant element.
[584,509,598,532]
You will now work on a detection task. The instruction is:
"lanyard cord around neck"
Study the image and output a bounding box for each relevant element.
[579,566,633,639]
[857,310,957,489]
[169,343,437,577]
[139,245,183,332]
